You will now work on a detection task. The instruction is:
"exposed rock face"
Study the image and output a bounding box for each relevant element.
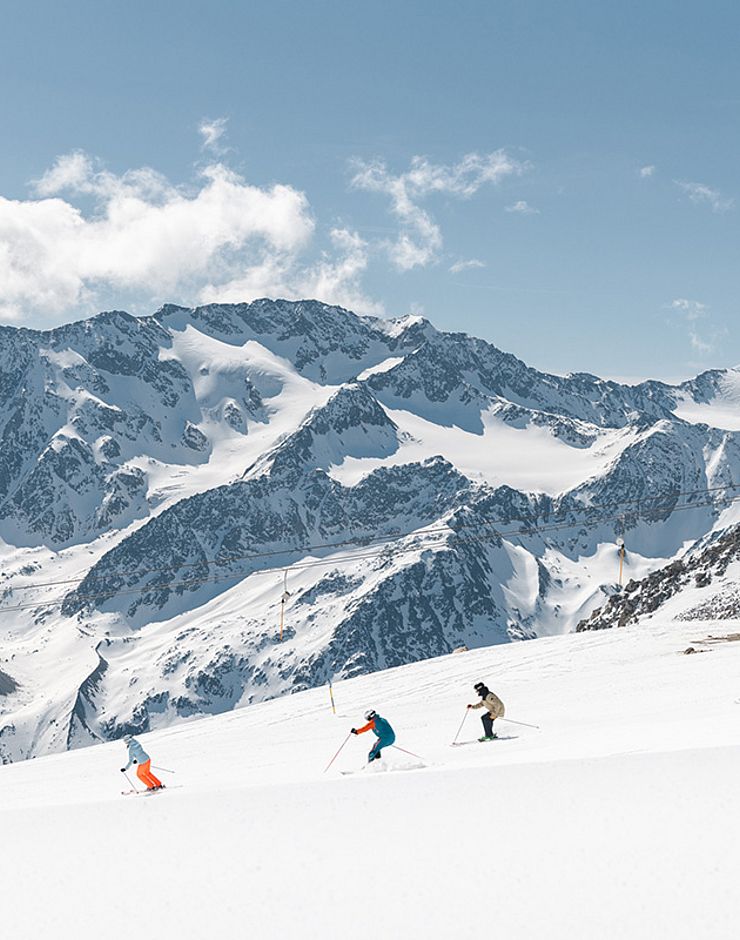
[576,525,740,630]
[0,671,18,696]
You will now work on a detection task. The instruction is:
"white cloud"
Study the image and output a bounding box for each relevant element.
[674,180,733,213]
[671,298,707,321]
[688,331,713,354]
[198,117,229,153]
[0,144,529,324]
[34,151,173,202]
[351,151,528,270]
[34,151,96,196]
[449,258,486,274]
[199,227,383,317]
[670,298,716,354]
[0,152,317,321]
[505,200,539,215]
[639,165,656,178]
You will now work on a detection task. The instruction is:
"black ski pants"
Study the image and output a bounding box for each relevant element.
[481,713,496,737]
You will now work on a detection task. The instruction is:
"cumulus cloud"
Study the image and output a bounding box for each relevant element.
[198,117,229,153]
[201,227,383,316]
[505,200,539,215]
[674,180,733,213]
[0,152,319,321]
[351,151,528,270]
[639,165,656,178]
[449,258,486,274]
[0,143,529,323]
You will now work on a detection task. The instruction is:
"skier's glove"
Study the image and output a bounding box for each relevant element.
[133,760,137,764]
[120,768,126,772]
[350,728,358,735]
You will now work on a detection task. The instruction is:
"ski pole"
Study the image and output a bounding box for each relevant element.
[324,733,352,773]
[122,771,139,792]
[392,744,424,760]
[499,717,540,730]
[451,708,469,745]
[152,765,176,774]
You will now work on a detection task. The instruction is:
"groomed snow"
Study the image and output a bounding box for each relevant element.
[1,618,739,938]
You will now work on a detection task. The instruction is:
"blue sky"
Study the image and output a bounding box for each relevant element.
[1,0,738,380]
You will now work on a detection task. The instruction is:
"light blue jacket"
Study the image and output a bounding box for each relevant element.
[122,737,150,770]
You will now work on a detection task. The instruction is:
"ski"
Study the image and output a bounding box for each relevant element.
[121,786,175,796]
[450,735,515,747]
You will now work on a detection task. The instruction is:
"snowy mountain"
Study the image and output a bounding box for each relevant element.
[1,298,740,761]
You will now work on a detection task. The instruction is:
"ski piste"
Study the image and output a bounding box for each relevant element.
[339,763,426,775]
[121,786,179,797]
[1,615,738,938]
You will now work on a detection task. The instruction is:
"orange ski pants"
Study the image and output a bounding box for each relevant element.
[136,759,162,789]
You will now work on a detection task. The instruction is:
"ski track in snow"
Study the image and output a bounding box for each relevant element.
[1,618,739,939]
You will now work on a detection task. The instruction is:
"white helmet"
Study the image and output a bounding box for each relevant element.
[365,709,377,721]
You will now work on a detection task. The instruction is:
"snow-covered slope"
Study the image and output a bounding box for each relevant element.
[1,620,739,939]
[2,298,740,760]
[673,367,740,431]
[578,518,740,630]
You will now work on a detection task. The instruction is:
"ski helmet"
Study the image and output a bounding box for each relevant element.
[474,682,486,694]
[365,709,377,721]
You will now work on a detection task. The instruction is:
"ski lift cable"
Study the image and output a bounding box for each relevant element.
[0,489,737,619]
[6,480,737,595]
[2,488,736,610]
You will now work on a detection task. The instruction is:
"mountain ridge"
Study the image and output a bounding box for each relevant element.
[0,298,739,761]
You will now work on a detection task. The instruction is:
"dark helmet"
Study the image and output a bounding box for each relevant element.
[364,709,377,721]
[473,682,487,694]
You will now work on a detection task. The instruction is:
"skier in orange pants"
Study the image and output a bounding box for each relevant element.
[121,735,164,790]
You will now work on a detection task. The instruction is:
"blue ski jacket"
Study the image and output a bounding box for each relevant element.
[357,715,395,744]
[122,737,150,770]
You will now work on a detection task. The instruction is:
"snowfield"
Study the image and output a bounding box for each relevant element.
[673,368,740,431]
[2,617,739,939]
[327,404,635,493]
